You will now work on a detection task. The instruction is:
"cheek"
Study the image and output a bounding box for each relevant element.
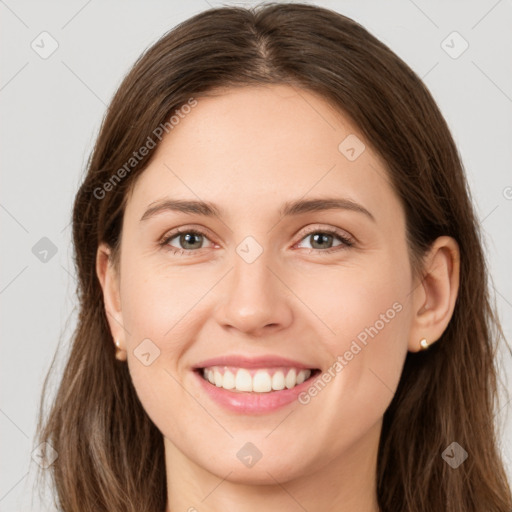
[117,260,187,397]
[120,253,205,344]
[298,258,411,428]
[328,268,409,370]
[120,269,197,442]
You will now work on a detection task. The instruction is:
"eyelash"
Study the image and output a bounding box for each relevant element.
[159,226,354,257]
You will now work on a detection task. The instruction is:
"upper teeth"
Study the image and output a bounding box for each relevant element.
[202,366,312,393]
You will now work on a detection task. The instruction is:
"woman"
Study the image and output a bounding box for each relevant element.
[35,3,512,511]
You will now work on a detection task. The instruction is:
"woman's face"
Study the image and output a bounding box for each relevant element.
[102,84,419,484]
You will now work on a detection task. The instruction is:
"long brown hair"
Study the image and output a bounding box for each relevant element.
[34,3,512,511]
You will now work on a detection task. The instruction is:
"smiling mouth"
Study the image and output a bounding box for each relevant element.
[195,366,321,393]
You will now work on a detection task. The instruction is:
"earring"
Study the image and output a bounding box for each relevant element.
[115,339,125,361]
[419,338,429,351]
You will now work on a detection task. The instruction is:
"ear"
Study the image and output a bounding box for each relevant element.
[96,242,126,361]
[408,236,460,352]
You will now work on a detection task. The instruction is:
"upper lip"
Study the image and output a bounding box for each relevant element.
[193,355,317,370]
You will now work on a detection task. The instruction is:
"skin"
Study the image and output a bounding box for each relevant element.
[97,84,460,512]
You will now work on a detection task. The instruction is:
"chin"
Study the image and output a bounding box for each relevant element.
[213,461,308,485]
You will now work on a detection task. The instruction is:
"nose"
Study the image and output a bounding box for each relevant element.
[213,249,294,337]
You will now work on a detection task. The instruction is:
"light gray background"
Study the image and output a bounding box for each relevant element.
[1,0,511,510]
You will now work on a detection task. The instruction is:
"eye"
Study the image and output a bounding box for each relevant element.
[295,227,354,253]
[159,228,215,256]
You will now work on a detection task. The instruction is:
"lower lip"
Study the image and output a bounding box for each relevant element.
[193,370,317,414]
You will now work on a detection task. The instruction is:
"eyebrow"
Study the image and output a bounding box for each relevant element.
[140,197,375,222]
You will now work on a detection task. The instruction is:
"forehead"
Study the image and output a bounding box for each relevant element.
[125,84,400,225]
